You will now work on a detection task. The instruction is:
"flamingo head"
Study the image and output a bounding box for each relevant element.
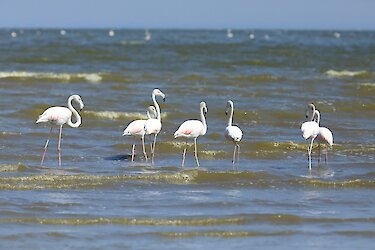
[200,101,207,115]
[225,100,233,115]
[147,105,157,119]
[153,88,166,102]
[305,103,315,120]
[72,95,84,110]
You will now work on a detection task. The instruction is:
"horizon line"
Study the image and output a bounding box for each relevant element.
[0,26,374,32]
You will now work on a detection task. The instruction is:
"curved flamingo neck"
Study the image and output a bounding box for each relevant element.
[67,96,81,128]
[313,110,320,125]
[308,104,316,121]
[200,106,207,134]
[152,93,161,121]
[227,103,234,127]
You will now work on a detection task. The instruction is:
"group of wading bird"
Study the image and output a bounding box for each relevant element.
[36,88,333,171]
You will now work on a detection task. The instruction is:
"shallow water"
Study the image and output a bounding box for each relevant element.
[0,29,374,249]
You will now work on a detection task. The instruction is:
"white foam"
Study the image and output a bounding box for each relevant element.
[0,71,102,83]
[325,70,368,77]
[359,82,375,88]
[84,110,167,120]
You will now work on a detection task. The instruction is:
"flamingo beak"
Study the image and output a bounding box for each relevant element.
[163,97,166,102]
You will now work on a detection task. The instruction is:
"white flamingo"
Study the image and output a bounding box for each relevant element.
[122,106,157,161]
[312,110,334,163]
[301,103,320,169]
[36,95,84,167]
[144,30,151,41]
[174,101,208,172]
[224,100,243,168]
[227,29,234,38]
[144,89,166,161]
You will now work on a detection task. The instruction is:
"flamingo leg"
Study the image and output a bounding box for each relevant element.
[307,137,315,170]
[194,138,200,167]
[58,125,63,167]
[41,126,53,166]
[318,144,321,164]
[232,144,236,169]
[325,144,328,163]
[181,139,187,173]
[236,144,240,169]
[141,135,148,161]
[152,133,158,160]
[131,137,135,162]
[149,134,153,158]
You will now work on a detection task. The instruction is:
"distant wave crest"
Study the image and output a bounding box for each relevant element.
[84,110,167,120]
[0,71,102,83]
[325,70,370,78]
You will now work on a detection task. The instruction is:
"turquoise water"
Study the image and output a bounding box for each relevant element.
[0,29,374,249]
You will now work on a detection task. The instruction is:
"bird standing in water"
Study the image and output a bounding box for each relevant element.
[123,106,157,161]
[174,101,208,172]
[301,103,320,169]
[224,100,243,169]
[144,89,166,162]
[36,94,84,167]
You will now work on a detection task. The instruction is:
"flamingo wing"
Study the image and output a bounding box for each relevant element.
[123,120,147,136]
[36,106,72,126]
[317,127,334,146]
[174,120,204,138]
[144,118,162,135]
[225,125,243,142]
[301,121,319,140]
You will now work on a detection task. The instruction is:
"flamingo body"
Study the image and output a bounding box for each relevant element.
[174,120,206,139]
[316,127,333,147]
[123,120,147,136]
[36,107,72,126]
[224,126,242,142]
[301,121,319,140]
[144,119,162,135]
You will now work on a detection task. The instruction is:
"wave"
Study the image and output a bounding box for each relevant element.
[233,74,287,82]
[358,82,375,88]
[84,110,168,120]
[1,213,373,226]
[0,131,21,137]
[0,163,28,172]
[0,71,102,83]
[0,170,374,190]
[325,70,371,78]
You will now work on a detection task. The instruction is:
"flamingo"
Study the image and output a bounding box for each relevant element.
[122,106,157,161]
[144,29,151,41]
[224,100,243,168]
[174,101,208,172]
[227,29,234,38]
[144,89,166,161]
[312,110,334,163]
[36,94,84,167]
[301,103,320,169]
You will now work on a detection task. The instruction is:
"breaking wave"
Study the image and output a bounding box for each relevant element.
[0,71,103,83]
[84,110,168,120]
[325,70,371,78]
